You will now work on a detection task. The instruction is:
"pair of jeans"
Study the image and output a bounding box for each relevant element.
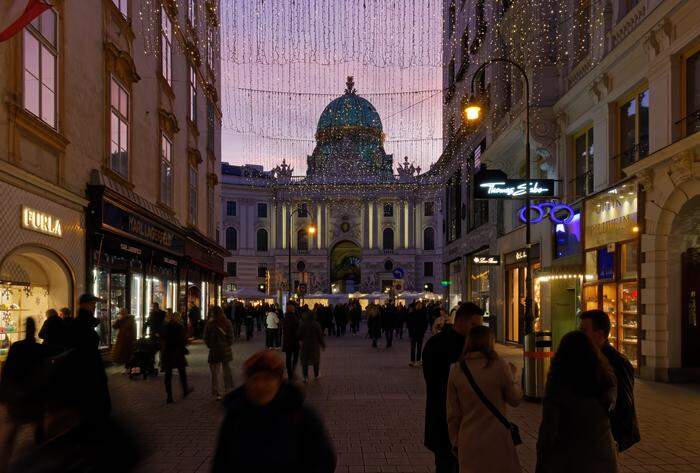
[209,361,233,397]
[266,329,279,348]
[285,349,299,379]
[302,362,319,379]
[164,366,188,400]
[410,336,424,363]
[385,328,394,348]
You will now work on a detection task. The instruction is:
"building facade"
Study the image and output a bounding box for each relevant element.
[441,0,700,381]
[0,0,225,356]
[221,79,444,301]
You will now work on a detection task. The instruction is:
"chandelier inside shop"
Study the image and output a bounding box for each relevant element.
[136,0,605,176]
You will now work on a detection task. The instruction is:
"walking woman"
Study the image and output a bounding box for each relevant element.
[298,311,325,383]
[112,308,136,371]
[447,326,523,473]
[204,306,235,400]
[407,302,428,367]
[536,330,617,473]
[160,312,193,404]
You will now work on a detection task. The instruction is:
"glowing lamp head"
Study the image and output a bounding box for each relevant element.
[307,225,317,236]
[463,96,482,123]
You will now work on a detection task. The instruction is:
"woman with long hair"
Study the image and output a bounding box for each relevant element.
[204,306,234,400]
[447,326,522,473]
[536,330,617,473]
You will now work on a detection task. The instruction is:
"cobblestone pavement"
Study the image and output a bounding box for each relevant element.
[105,328,700,473]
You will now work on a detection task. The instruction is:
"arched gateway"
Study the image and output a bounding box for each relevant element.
[330,241,361,293]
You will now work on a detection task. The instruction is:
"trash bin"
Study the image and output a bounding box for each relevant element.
[523,331,552,400]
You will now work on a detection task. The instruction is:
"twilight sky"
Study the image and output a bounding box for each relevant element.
[219,0,444,175]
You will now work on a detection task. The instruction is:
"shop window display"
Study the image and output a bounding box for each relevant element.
[0,284,49,363]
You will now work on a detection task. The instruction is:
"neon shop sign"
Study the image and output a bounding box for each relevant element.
[519,202,576,224]
[479,180,553,198]
[472,255,500,265]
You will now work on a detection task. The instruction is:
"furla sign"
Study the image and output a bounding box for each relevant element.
[21,206,63,238]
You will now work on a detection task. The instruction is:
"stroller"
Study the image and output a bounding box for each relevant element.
[126,337,159,380]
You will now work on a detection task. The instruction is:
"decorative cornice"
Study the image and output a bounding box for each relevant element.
[208,172,219,186]
[587,73,612,104]
[188,148,203,166]
[158,108,180,135]
[104,41,140,84]
[638,169,654,192]
[670,150,695,182]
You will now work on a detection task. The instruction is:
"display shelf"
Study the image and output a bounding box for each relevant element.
[622,324,638,329]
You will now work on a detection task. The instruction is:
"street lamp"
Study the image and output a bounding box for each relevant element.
[287,205,316,301]
[463,57,535,337]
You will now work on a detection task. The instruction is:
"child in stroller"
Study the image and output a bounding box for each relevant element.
[126,338,159,380]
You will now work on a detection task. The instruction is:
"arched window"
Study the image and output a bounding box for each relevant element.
[424,227,435,251]
[226,227,237,250]
[256,229,268,252]
[297,229,309,251]
[384,259,394,271]
[382,228,394,250]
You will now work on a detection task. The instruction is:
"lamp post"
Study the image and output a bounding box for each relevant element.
[463,57,534,337]
[287,205,316,301]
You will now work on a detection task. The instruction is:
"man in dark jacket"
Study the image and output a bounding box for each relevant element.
[422,302,484,473]
[38,309,67,350]
[281,303,301,380]
[145,302,166,339]
[213,351,335,472]
[580,309,641,452]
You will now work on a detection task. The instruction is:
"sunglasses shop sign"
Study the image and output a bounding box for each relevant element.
[473,168,556,200]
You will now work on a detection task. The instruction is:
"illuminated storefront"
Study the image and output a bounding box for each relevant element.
[583,181,640,369]
[467,251,498,324]
[504,244,541,345]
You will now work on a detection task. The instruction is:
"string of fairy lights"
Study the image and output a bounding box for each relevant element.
[135,0,609,180]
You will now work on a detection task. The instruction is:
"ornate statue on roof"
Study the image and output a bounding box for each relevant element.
[306,77,394,182]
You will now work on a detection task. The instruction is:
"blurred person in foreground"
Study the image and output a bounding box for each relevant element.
[212,351,336,472]
[422,302,484,473]
[536,330,618,473]
[447,326,522,473]
[579,309,640,452]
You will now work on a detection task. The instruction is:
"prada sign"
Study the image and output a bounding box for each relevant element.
[473,167,555,200]
[472,255,500,265]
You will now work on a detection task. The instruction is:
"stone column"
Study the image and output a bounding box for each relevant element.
[372,201,379,250]
[407,200,415,248]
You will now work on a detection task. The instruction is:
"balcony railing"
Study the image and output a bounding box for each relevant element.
[612,140,650,171]
[674,109,700,140]
[383,248,394,254]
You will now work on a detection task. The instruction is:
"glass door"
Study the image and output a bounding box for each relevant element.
[618,282,639,367]
[94,268,111,348]
[110,273,127,345]
[130,274,144,338]
[601,283,618,347]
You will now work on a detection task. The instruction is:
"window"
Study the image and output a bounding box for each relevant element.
[424,261,434,277]
[297,261,306,272]
[256,229,268,252]
[685,51,700,136]
[384,260,394,271]
[226,262,237,277]
[208,181,215,237]
[445,170,462,242]
[383,203,393,217]
[161,11,172,86]
[424,227,435,251]
[297,229,309,251]
[24,10,57,128]
[226,200,236,216]
[207,100,216,153]
[382,228,394,251]
[109,77,129,178]
[575,0,591,62]
[188,165,198,226]
[448,58,456,88]
[573,127,594,197]
[159,134,173,206]
[187,0,196,25]
[469,144,488,229]
[618,89,649,169]
[424,201,435,216]
[257,264,267,278]
[112,0,128,17]
[258,203,268,218]
[188,65,197,124]
[297,202,308,217]
[225,227,237,250]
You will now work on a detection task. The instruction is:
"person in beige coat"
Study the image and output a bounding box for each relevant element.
[447,326,523,473]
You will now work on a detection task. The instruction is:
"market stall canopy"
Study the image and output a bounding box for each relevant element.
[231,287,270,299]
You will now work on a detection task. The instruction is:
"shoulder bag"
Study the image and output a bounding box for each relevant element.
[459,360,522,446]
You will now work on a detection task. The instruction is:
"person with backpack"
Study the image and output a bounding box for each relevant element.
[447,326,522,473]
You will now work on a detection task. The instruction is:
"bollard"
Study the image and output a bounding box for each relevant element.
[523,331,552,401]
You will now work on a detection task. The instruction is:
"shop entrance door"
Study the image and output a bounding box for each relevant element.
[681,248,700,367]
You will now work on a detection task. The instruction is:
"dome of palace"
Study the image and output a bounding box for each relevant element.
[316,77,383,134]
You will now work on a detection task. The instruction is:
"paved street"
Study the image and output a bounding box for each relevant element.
[107,328,700,473]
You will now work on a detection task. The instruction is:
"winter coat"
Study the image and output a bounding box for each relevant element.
[421,325,466,453]
[204,319,234,363]
[407,309,429,339]
[145,309,166,338]
[447,354,523,473]
[38,314,67,349]
[282,313,300,352]
[111,316,136,364]
[213,383,336,473]
[0,338,50,423]
[298,319,325,366]
[536,385,618,473]
[160,321,188,370]
[602,342,641,452]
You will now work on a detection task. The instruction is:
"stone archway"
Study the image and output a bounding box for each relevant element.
[330,240,361,293]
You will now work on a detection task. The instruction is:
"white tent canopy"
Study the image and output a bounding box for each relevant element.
[231,287,270,299]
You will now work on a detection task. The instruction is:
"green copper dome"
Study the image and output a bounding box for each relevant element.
[316,77,383,134]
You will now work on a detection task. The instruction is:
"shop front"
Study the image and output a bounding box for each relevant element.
[0,185,85,365]
[87,183,185,347]
[583,181,640,369]
[181,228,227,323]
[467,250,498,325]
[504,244,541,345]
[445,258,465,310]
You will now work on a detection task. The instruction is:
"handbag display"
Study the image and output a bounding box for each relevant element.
[459,360,523,446]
